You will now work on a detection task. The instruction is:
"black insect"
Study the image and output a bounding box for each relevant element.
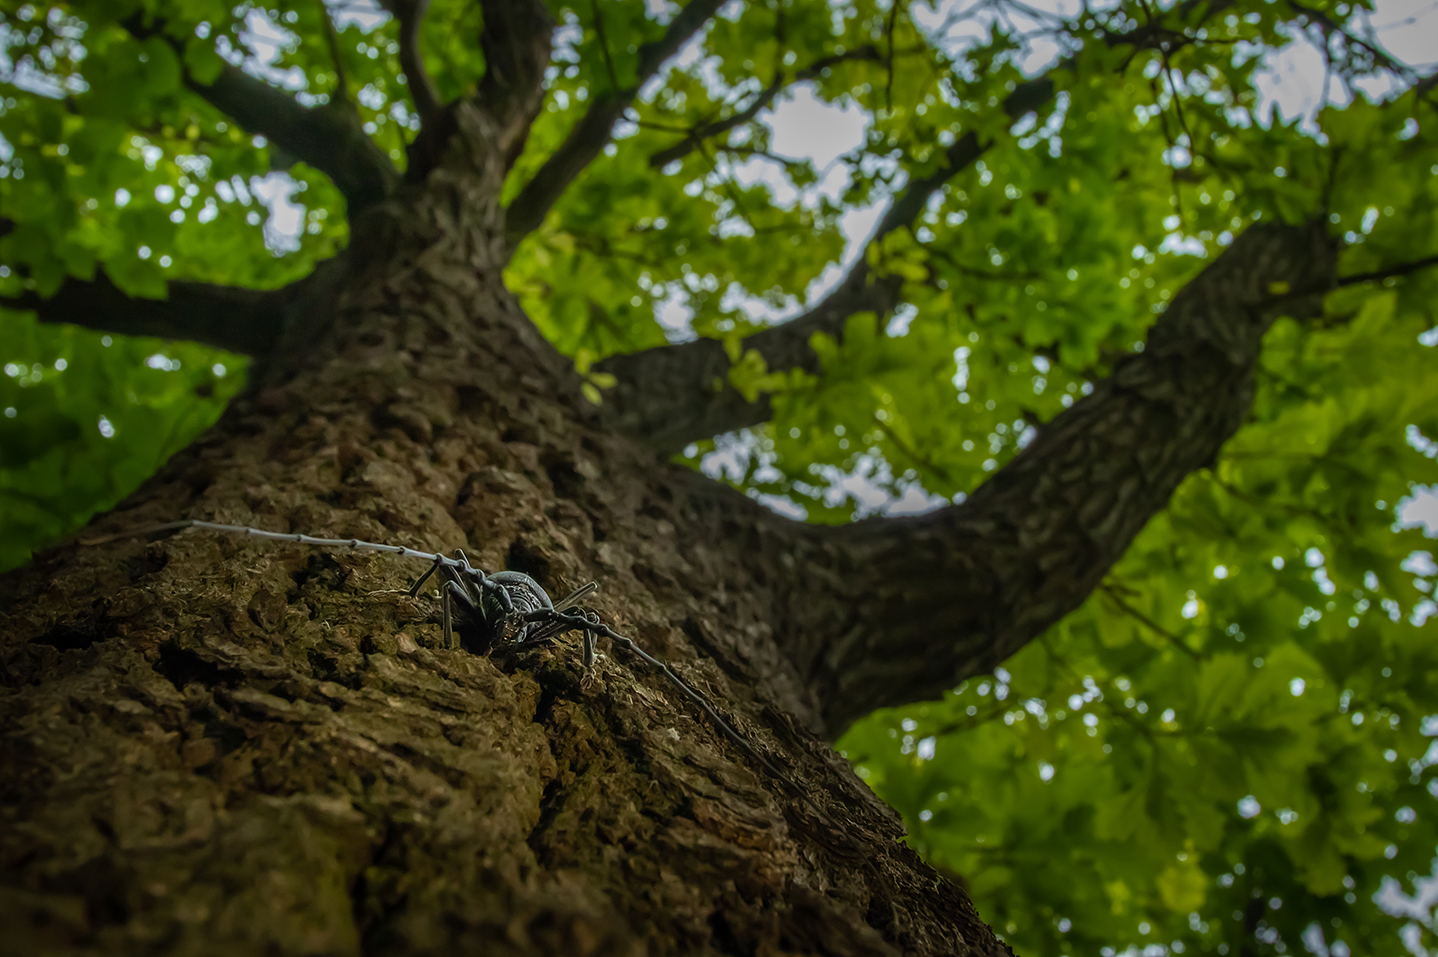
[407,547,600,667]
[82,519,797,790]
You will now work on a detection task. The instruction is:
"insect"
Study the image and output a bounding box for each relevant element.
[81,519,798,791]
[406,548,600,666]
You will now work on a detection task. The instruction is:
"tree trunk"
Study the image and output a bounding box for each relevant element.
[0,106,1010,957]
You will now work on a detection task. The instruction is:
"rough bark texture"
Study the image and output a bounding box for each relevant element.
[0,105,1011,957]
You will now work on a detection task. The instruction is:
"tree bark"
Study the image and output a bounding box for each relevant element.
[0,104,1010,957]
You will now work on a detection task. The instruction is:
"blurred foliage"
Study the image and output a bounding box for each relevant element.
[3,0,1438,954]
[0,317,245,569]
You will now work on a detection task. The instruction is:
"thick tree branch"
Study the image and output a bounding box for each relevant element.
[788,220,1338,735]
[596,76,1054,453]
[0,269,286,355]
[124,16,398,214]
[467,0,555,170]
[503,0,726,247]
[187,63,399,213]
[596,265,899,453]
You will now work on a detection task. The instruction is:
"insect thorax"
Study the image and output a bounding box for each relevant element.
[483,571,552,642]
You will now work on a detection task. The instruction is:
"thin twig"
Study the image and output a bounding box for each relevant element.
[318,1,352,106]
[589,0,621,91]
[646,45,883,169]
[1337,254,1438,286]
[1098,583,1202,659]
[873,414,958,488]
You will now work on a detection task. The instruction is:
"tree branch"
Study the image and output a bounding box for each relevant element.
[318,4,354,106]
[503,0,727,247]
[188,62,399,213]
[646,45,884,170]
[124,16,398,214]
[593,0,1251,453]
[1288,0,1420,85]
[1336,253,1438,286]
[0,269,287,356]
[464,0,555,171]
[380,0,441,127]
[595,75,1054,453]
[784,220,1337,735]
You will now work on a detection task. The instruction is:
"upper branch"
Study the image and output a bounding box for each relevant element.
[381,0,441,126]
[592,3,1253,453]
[503,0,727,247]
[194,64,402,211]
[646,45,884,170]
[1288,0,1420,85]
[472,0,556,168]
[124,16,398,214]
[0,269,287,356]
[188,62,400,213]
[595,260,900,453]
[398,0,554,180]
[595,75,1054,453]
[788,221,1339,735]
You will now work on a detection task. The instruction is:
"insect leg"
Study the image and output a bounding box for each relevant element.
[439,567,478,611]
[523,582,599,644]
[451,549,488,607]
[409,554,445,597]
[441,580,476,650]
[554,581,598,612]
[441,584,454,649]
